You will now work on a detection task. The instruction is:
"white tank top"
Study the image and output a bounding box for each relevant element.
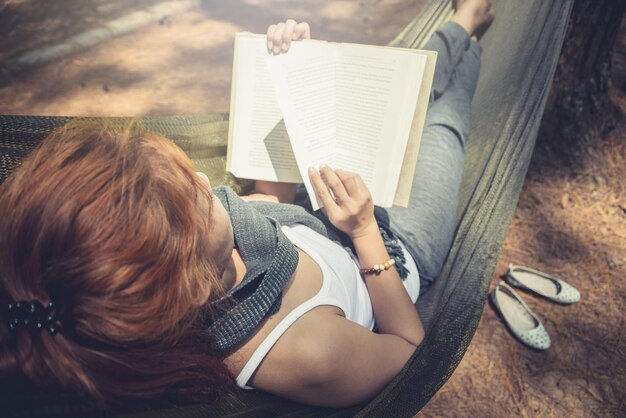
[236,224,420,389]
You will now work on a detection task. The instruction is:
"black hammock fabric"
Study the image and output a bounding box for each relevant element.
[0,0,573,416]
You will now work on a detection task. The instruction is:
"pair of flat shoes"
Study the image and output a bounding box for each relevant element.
[490,264,581,350]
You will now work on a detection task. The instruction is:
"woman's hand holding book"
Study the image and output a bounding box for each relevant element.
[308,165,378,241]
[266,19,311,54]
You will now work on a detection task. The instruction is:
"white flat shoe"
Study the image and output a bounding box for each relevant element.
[490,281,551,350]
[504,264,580,305]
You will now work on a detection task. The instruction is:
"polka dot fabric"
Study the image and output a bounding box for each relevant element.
[505,264,581,305]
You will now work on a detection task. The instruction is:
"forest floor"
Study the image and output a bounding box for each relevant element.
[0,1,624,417]
[421,12,626,417]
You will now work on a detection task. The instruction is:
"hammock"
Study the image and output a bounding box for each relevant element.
[0,0,573,416]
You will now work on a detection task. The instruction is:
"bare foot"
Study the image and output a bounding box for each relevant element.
[450,0,495,40]
[473,1,495,40]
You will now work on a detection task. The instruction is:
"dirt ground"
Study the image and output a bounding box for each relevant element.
[0,1,624,417]
[420,101,626,417]
[0,0,427,115]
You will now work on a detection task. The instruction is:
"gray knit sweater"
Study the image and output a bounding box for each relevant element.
[207,186,407,353]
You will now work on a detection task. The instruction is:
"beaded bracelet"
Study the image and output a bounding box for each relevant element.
[359,258,395,276]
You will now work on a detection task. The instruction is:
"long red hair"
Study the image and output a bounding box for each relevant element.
[0,121,234,405]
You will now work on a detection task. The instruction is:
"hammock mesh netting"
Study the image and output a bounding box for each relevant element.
[0,0,573,416]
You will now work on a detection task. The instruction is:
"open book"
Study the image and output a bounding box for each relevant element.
[227,33,436,210]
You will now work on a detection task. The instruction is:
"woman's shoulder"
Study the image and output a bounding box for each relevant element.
[229,304,417,407]
[224,247,342,375]
[224,243,417,407]
[228,304,343,376]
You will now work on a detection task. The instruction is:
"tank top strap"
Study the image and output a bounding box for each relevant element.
[236,291,328,389]
[235,223,373,390]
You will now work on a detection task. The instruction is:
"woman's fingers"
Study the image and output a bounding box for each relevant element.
[309,166,366,204]
[267,20,310,54]
[309,167,338,211]
[271,22,286,54]
[319,165,350,203]
[266,24,277,51]
[280,19,297,52]
[335,169,362,197]
[293,22,311,40]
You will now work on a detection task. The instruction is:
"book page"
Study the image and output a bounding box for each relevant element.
[392,50,437,207]
[231,34,432,208]
[267,40,336,209]
[227,34,301,183]
[334,43,426,206]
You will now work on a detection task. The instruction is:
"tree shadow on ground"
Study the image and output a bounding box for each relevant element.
[0,0,160,61]
[0,0,164,89]
[530,90,626,184]
[22,63,147,110]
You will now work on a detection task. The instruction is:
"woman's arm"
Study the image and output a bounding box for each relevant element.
[308,165,425,346]
[250,310,417,407]
[351,225,425,344]
[247,166,425,406]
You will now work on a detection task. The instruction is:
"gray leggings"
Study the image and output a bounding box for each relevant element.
[383,21,482,292]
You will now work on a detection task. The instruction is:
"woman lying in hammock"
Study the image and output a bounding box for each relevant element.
[0,0,494,409]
